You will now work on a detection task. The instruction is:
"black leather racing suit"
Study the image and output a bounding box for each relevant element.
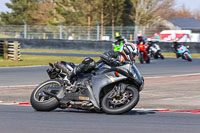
[172,42,182,52]
[55,51,127,80]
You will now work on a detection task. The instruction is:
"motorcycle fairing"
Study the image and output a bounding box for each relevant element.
[90,64,144,108]
[91,71,127,108]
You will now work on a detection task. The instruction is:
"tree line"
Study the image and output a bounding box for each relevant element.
[0,0,199,26]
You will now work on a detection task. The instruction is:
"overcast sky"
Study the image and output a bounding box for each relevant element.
[0,0,200,13]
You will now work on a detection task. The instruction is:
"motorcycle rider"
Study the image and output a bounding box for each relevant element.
[136,34,149,62]
[55,43,139,84]
[172,40,182,58]
[146,38,154,53]
[113,32,126,51]
[136,33,146,45]
[172,40,182,52]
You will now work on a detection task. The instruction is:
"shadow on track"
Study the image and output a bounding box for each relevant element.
[52,109,156,115]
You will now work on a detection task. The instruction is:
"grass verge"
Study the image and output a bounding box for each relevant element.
[0,34,12,38]
[0,52,199,67]
[163,53,200,58]
[21,49,103,54]
[21,49,200,58]
[0,55,100,67]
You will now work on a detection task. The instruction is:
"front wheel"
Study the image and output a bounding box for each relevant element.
[159,53,164,59]
[30,79,64,111]
[186,54,192,62]
[101,86,139,115]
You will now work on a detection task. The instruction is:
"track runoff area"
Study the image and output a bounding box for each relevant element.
[1,69,200,114]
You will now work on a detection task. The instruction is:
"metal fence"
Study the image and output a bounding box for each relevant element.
[0,25,200,41]
[0,25,161,41]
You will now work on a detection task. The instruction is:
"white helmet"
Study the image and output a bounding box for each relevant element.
[147,38,152,42]
[121,43,139,61]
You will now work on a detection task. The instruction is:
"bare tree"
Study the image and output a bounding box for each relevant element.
[172,4,193,18]
[193,10,200,20]
[131,0,175,26]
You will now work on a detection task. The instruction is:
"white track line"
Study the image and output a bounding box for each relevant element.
[0,65,48,69]
[145,73,200,79]
[0,84,37,88]
[1,73,200,88]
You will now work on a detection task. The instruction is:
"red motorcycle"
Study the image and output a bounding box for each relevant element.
[137,42,150,64]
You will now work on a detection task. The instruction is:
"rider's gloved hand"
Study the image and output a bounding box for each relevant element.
[109,58,122,66]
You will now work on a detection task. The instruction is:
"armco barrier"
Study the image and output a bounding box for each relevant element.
[0,40,21,60]
[0,39,200,53]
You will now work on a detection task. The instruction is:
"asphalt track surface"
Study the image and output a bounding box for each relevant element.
[0,57,199,86]
[0,57,200,133]
[1,105,200,133]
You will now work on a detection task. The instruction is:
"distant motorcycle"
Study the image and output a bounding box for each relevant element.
[147,43,164,59]
[176,45,192,62]
[137,42,150,64]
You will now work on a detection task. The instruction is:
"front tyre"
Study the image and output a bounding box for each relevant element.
[101,86,139,115]
[186,54,192,62]
[160,54,164,59]
[30,79,64,111]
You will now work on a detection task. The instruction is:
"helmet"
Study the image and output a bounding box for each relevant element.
[137,33,143,41]
[147,38,152,42]
[115,32,121,39]
[121,43,139,62]
[173,39,178,43]
[137,33,142,37]
[82,57,94,64]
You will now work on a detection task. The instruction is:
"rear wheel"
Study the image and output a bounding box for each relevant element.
[139,53,144,64]
[146,55,150,63]
[30,79,64,111]
[101,86,139,115]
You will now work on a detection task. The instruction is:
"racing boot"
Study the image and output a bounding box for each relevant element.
[64,65,83,89]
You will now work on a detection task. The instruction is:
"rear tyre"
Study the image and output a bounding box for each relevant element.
[139,53,144,64]
[146,55,151,64]
[30,79,64,111]
[101,86,139,115]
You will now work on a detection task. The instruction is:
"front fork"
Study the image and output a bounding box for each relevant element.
[108,83,127,98]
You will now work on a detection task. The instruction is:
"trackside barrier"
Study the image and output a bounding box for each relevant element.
[0,40,21,61]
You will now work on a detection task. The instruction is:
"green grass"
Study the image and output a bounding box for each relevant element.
[163,53,200,58]
[21,49,103,54]
[0,55,100,67]
[0,51,200,67]
[21,49,200,58]
[0,34,12,38]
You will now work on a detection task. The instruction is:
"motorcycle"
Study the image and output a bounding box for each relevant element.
[137,42,150,64]
[176,45,192,61]
[147,43,164,59]
[30,50,144,115]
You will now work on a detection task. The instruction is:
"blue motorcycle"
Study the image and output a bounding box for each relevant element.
[176,45,192,62]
